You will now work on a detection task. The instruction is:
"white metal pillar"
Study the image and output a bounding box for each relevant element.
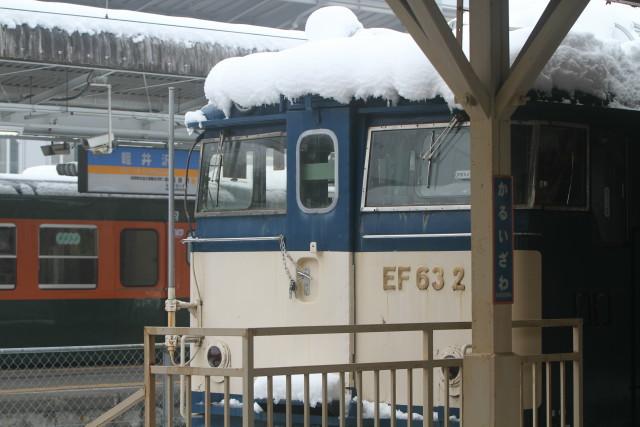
[463,6,519,424]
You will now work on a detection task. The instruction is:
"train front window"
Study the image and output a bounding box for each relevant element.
[512,123,588,209]
[0,224,16,290]
[363,123,470,209]
[39,225,98,289]
[120,229,158,287]
[197,134,286,214]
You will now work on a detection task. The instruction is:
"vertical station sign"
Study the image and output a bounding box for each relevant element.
[493,176,514,304]
[79,146,199,195]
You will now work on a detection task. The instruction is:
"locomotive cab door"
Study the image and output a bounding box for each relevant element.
[283,104,355,364]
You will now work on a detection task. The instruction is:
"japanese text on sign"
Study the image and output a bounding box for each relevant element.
[80,146,200,195]
[494,176,514,304]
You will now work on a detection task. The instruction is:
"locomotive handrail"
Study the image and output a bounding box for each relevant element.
[362,232,471,239]
[182,236,282,243]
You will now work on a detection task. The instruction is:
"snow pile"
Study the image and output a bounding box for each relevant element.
[200,1,640,116]
[355,397,427,421]
[0,166,77,196]
[0,0,305,50]
[214,398,264,414]
[184,110,208,132]
[305,6,363,40]
[254,374,343,407]
[20,165,76,182]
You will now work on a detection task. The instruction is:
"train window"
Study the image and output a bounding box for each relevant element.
[363,123,470,210]
[297,130,338,212]
[197,133,286,215]
[512,124,536,206]
[0,224,16,290]
[512,124,588,209]
[120,229,158,287]
[38,225,98,289]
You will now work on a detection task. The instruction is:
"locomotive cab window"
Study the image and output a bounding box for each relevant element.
[197,133,286,215]
[39,225,98,289]
[120,229,158,287]
[512,123,588,209]
[0,224,16,290]
[297,130,338,212]
[363,123,470,210]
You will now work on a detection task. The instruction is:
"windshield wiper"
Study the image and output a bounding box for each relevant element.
[421,114,462,188]
[209,132,225,207]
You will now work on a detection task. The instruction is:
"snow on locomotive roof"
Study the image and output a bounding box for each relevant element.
[0,0,305,50]
[195,2,640,119]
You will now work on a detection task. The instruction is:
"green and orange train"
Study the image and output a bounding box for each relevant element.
[0,174,190,348]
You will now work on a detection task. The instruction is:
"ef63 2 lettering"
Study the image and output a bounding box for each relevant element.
[382,266,466,291]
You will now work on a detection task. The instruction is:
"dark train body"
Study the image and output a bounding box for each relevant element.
[512,102,640,425]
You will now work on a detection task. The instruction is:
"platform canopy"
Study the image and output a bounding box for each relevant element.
[0,0,304,143]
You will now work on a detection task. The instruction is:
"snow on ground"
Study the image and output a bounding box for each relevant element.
[198,1,640,118]
[214,398,264,414]
[254,374,343,408]
[0,0,305,50]
[355,397,427,421]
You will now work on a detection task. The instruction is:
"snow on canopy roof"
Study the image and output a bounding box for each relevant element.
[199,2,640,118]
[0,166,78,197]
[0,0,305,50]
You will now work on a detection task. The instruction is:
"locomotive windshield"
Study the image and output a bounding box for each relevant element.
[197,134,286,214]
[363,124,470,209]
[512,123,588,209]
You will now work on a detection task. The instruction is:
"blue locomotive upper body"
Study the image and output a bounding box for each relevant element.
[188,96,597,254]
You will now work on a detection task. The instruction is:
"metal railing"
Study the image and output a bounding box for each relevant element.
[143,320,582,427]
[515,319,583,427]
[145,323,470,427]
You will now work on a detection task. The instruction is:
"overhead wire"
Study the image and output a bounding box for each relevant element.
[50,71,95,102]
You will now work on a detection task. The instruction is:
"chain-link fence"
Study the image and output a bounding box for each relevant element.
[0,344,185,427]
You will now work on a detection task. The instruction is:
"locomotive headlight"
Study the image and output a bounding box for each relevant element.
[436,344,470,398]
[206,341,231,369]
[207,346,222,367]
[443,355,460,381]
